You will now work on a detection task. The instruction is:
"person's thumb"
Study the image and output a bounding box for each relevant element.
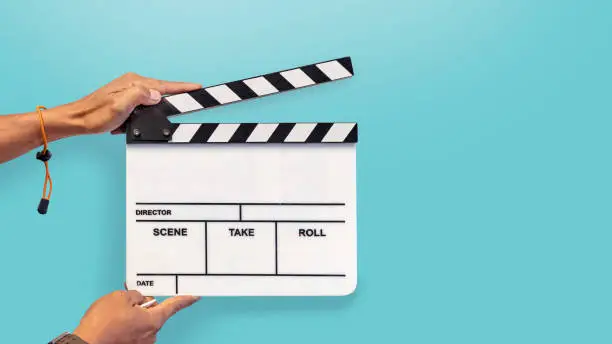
[116,85,162,114]
[150,296,200,328]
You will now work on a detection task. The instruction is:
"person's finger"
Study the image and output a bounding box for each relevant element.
[125,290,146,306]
[124,282,157,306]
[116,85,162,114]
[140,297,158,309]
[140,78,202,95]
[141,335,157,344]
[111,122,128,135]
[150,296,200,327]
[141,296,157,305]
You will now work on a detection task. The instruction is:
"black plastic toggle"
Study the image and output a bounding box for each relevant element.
[36,149,52,162]
[38,198,50,214]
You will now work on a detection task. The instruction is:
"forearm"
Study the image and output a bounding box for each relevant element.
[0,104,84,164]
[0,74,200,164]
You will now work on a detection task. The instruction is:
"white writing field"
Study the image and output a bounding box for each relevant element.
[125,122,358,296]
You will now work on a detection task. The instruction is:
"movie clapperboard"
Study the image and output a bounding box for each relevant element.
[125,57,357,296]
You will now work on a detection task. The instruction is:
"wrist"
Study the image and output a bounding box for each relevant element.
[42,103,90,140]
[73,327,102,344]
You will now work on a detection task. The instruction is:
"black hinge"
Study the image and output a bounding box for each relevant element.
[125,104,174,143]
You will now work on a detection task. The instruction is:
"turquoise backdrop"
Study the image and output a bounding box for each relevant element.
[0,1,610,343]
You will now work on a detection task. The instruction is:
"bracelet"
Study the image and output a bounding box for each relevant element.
[48,332,88,344]
[35,105,53,214]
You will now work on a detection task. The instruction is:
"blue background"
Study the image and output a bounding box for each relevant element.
[0,0,610,343]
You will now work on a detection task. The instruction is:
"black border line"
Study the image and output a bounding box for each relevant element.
[138,273,346,277]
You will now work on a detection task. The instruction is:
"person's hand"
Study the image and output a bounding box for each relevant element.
[73,290,200,344]
[52,73,201,137]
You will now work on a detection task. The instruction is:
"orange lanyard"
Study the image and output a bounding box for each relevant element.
[36,105,52,214]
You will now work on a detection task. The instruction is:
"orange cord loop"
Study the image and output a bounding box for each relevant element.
[36,105,52,214]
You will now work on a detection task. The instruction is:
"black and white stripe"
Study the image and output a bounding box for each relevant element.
[153,57,353,116]
[167,123,357,143]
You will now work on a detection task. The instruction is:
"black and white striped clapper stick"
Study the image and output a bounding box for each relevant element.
[169,122,357,143]
[151,57,353,117]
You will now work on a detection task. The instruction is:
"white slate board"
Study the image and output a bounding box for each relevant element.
[125,122,358,296]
